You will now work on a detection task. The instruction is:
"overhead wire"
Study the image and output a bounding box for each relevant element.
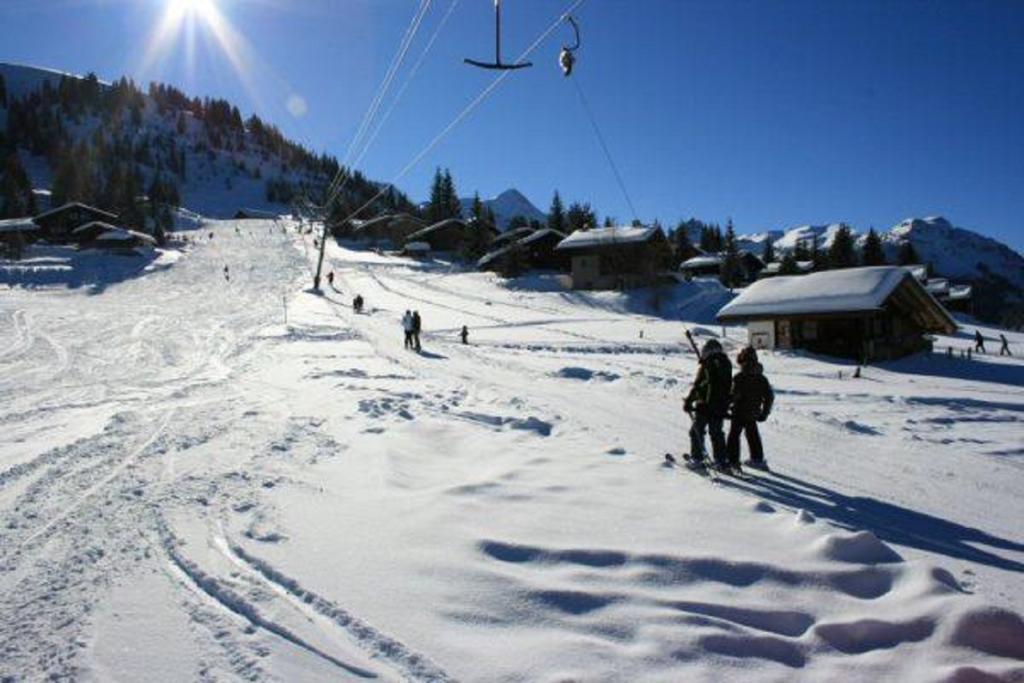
[322,0,433,208]
[331,0,590,229]
[570,73,639,223]
[351,0,464,172]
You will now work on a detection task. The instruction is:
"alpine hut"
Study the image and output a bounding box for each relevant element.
[33,203,119,243]
[555,225,671,290]
[716,266,957,361]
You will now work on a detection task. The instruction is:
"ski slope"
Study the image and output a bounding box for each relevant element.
[1,219,1022,681]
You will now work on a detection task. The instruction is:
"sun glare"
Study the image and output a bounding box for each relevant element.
[168,0,218,23]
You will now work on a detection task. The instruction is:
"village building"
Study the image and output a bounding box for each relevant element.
[477,228,569,275]
[0,218,41,258]
[401,241,432,258]
[351,213,427,248]
[234,208,279,220]
[89,227,158,253]
[33,203,119,243]
[404,218,488,252]
[905,264,974,315]
[555,225,671,290]
[717,266,957,361]
[679,250,765,283]
[758,260,816,278]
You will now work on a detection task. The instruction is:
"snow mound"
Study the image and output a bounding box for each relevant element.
[947,606,1024,660]
[813,530,903,564]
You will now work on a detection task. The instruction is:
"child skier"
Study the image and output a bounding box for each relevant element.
[402,311,414,349]
[683,339,732,470]
[727,347,775,472]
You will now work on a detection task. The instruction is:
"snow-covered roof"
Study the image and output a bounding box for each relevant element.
[0,218,40,233]
[406,218,467,242]
[680,255,723,269]
[948,284,972,300]
[718,266,954,333]
[403,241,431,252]
[555,226,660,251]
[93,228,157,245]
[34,202,118,223]
[760,260,815,275]
[72,221,120,234]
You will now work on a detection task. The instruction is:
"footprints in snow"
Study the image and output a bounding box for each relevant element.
[463,527,988,669]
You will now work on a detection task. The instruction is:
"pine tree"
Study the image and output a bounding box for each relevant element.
[471,192,484,222]
[507,215,529,230]
[441,169,461,219]
[427,167,444,224]
[763,237,775,264]
[862,227,886,266]
[793,238,811,262]
[720,219,742,287]
[779,252,799,275]
[810,234,829,270]
[548,191,565,233]
[897,240,920,265]
[828,224,857,269]
[566,201,596,232]
[674,219,694,261]
[0,153,37,218]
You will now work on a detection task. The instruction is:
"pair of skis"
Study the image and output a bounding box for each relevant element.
[664,453,765,481]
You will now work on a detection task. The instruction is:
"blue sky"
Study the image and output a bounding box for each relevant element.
[2,0,1022,249]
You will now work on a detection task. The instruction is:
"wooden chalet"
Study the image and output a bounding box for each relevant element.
[33,203,119,243]
[679,251,765,283]
[0,218,41,258]
[405,218,473,252]
[477,228,569,275]
[353,213,426,248]
[717,266,957,361]
[555,225,671,290]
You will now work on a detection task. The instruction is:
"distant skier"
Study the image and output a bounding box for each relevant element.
[412,311,423,352]
[1000,334,1012,356]
[683,339,732,470]
[727,347,775,472]
[402,310,414,349]
[223,265,230,281]
[353,294,364,313]
[460,325,469,345]
[327,271,335,289]
[974,330,987,354]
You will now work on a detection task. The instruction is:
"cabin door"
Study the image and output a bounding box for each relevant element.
[775,320,793,349]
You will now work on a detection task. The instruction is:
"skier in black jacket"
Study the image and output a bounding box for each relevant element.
[727,347,775,472]
[684,339,732,469]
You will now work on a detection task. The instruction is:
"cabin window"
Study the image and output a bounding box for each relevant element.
[803,321,818,340]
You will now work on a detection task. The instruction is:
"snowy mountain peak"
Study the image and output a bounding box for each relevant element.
[460,188,546,231]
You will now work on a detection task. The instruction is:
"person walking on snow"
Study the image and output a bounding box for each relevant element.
[975,330,987,354]
[727,347,775,472]
[683,339,732,470]
[412,311,423,352]
[460,325,469,345]
[1000,334,1012,356]
[402,310,414,350]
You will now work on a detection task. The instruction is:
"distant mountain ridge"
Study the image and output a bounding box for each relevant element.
[458,189,546,231]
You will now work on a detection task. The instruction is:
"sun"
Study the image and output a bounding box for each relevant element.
[142,0,242,79]
[167,0,219,23]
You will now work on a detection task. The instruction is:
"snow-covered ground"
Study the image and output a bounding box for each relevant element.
[1,219,1022,681]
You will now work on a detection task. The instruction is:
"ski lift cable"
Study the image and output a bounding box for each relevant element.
[350,0,464,173]
[332,0,590,228]
[325,0,435,212]
[570,74,639,223]
[324,0,432,204]
[343,0,433,169]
